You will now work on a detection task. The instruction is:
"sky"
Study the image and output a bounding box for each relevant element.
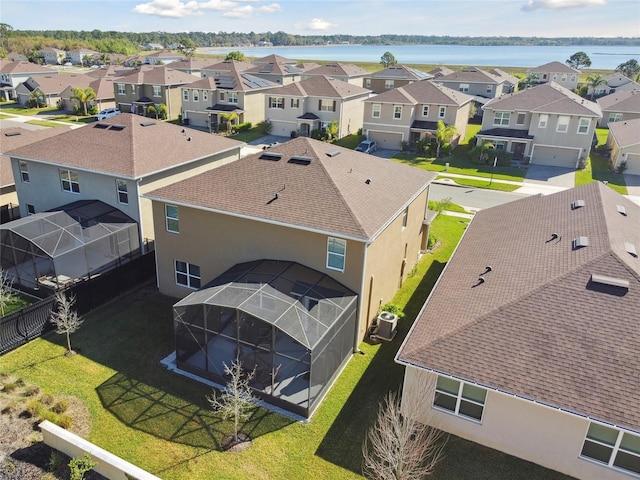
[1,0,639,37]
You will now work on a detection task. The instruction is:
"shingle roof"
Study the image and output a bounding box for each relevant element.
[264,75,370,99]
[370,65,431,81]
[145,137,435,241]
[1,61,52,75]
[434,67,504,85]
[304,63,369,78]
[529,61,581,74]
[608,118,640,148]
[367,80,473,106]
[484,82,602,117]
[246,62,302,76]
[26,74,92,94]
[597,89,640,114]
[115,66,197,86]
[5,114,244,179]
[397,182,640,431]
[252,54,296,65]
[202,59,255,73]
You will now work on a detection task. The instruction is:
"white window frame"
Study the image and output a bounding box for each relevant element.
[402,207,408,228]
[433,375,487,423]
[175,260,201,289]
[486,84,493,94]
[193,90,199,102]
[228,92,238,104]
[117,83,125,95]
[538,114,549,128]
[393,105,402,119]
[152,85,162,97]
[320,99,334,112]
[27,204,35,215]
[609,113,623,123]
[365,78,371,88]
[219,92,225,101]
[19,161,29,183]
[269,97,284,109]
[291,98,300,108]
[580,422,640,476]
[203,90,208,102]
[422,105,429,117]
[577,117,590,134]
[60,169,79,194]
[515,112,526,125]
[459,83,469,93]
[493,111,510,126]
[116,179,128,205]
[165,204,179,234]
[571,74,577,82]
[130,84,136,95]
[557,115,570,133]
[372,104,381,118]
[438,106,446,118]
[385,79,394,89]
[182,89,189,101]
[327,237,346,272]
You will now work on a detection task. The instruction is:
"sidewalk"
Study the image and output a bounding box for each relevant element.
[0,111,85,129]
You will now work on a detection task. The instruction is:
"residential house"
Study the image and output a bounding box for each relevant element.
[144,137,436,416]
[181,65,278,131]
[0,61,55,100]
[143,43,164,51]
[363,65,432,94]
[86,65,135,79]
[201,59,254,78]
[302,63,370,87]
[362,80,473,150]
[427,66,454,78]
[597,89,640,127]
[476,82,601,167]
[145,51,184,65]
[262,75,370,138]
[528,61,580,90]
[396,181,640,480]
[38,47,66,65]
[165,58,213,77]
[246,54,304,85]
[66,47,99,66]
[488,68,519,93]
[60,77,117,112]
[606,117,640,175]
[0,127,71,223]
[7,52,28,62]
[114,66,197,119]
[588,73,640,98]
[15,74,87,107]
[6,114,244,249]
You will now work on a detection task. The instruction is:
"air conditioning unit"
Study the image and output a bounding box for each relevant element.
[375,311,398,341]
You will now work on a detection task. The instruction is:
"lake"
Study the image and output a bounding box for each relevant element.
[199,44,640,70]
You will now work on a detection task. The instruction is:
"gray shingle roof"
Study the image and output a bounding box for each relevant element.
[264,75,370,99]
[145,137,436,241]
[0,61,52,75]
[370,65,431,81]
[115,65,197,86]
[597,89,640,113]
[434,67,504,85]
[397,182,640,431]
[608,117,640,148]
[529,61,581,74]
[367,80,473,106]
[304,63,369,78]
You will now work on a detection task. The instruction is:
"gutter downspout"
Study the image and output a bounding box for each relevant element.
[136,178,145,254]
[354,241,370,352]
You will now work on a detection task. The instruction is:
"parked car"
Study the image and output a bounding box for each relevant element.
[95,108,121,120]
[355,140,377,154]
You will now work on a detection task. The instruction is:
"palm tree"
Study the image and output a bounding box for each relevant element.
[219,112,238,134]
[434,120,458,158]
[70,87,96,116]
[586,74,607,100]
[28,89,44,108]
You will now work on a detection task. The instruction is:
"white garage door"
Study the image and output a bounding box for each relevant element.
[531,146,579,168]
[625,153,640,176]
[368,131,403,150]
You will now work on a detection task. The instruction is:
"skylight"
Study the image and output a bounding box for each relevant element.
[590,274,629,289]
[625,242,637,257]
[571,199,585,210]
[288,156,312,166]
[572,236,589,249]
[259,153,282,161]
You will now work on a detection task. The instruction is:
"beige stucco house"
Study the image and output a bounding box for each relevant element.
[0,61,55,101]
[477,82,601,167]
[66,48,98,66]
[528,61,581,91]
[302,63,370,87]
[363,65,432,94]
[397,181,640,480]
[606,117,640,175]
[362,80,473,150]
[245,54,304,85]
[38,47,65,65]
[597,89,640,127]
[15,74,88,107]
[59,77,117,113]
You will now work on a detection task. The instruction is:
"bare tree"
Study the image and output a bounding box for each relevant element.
[362,374,447,480]
[50,291,83,355]
[0,269,16,316]
[207,357,258,449]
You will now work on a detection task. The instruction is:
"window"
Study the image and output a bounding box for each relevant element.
[438,106,446,118]
[459,83,469,93]
[219,92,225,101]
[393,105,402,119]
[116,179,128,205]
[117,83,125,95]
[130,84,136,95]
[372,104,381,118]
[493,111,510,126]
[183,89,189,101]
[327,237,346,272]
[486,85,493,94]
[320,99,335,112]
[581,423,640,476]
[365,78,371,88]
[165,204,179,233]
[577,117,590,134]
[516,112,526,125]
[27,204,35,215]
[433,375,487,422]
[175,260,201,289]
[152,85,161,97]
[402,207,408,227]
[422,105,429,117]
[60,169,79,193]
[291,98,299,108]
[571,74,577,82]
[228,92,238,104]
[553,74,558,80]
[557,115,570,133]
[561,74,567,82]
[203,90,208,102]
[385,79,394,89]
[609,113,623,123]
[538,114,549,128]
[19,161,29,183]
[193,90,199,102]
[269,97,284,109]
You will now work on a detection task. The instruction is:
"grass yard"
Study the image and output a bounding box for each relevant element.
[436,175,521,192]
[0,215,572,480]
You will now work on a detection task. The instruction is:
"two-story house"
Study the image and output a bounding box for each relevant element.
[114,66,197,119]
[201,59,254,78]
[363,65,432,94]
[262,75,370,138]
[588,73,640,98]
[606,117,640,175]
[38,47,65,65]
[528,61,580,91]
[246,54,304,85]
[477,82,601,167]
[301,63,370,87]
[597,89,640,127]
[144,137,436,417]
[16,74,88,107]
[144,51,184,65]
[60,77,118,112]
[0,61,55,101]
[362,80,473,150]
[66,48,99,66]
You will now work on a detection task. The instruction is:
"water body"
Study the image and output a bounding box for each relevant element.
[199,44,639,70]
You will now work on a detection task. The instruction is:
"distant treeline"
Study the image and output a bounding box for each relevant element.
[2,29,639,57]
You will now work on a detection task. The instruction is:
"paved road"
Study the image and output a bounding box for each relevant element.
[430,183,530,211]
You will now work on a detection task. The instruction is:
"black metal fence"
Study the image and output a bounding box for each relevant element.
[0,296,56,356]
[0,202,20,223]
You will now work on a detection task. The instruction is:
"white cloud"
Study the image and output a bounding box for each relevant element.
[196,0,237,11]
[259,3,282,13]
[133,0,239,18]
[521,0,606,11]
[223,5,254,18]
[306,18,337,31]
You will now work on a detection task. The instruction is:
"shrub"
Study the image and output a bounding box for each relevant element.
[616,161,627,174]
[429,197,453,213]
[379,303,405,320]
[51,400,68,414]
[2,381,19,393]
[69,453,97,480]
[257,119,272,135]
[40,393,54,406]
[401,141,409,152]
[87,105,98,115]
[24,385,40,397]
[49,450,66,472]
[427,233,437,250]
[237,121,252,132]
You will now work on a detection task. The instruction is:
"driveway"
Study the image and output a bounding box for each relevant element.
[514,164,575,195]
[624,174,640,206]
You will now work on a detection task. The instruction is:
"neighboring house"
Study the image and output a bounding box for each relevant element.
[60,77,117,112]
[66,47,98,65]
[246,54,304,85]
[86,65,135,79]
[597,89,640,127]
[477,82,601,167]
[165,58,213,77]
[396,181,640,480]
[528,61,580,90]
[262,75,370,138]
[488,68,519,93]
[427,66,454,78]
[201,59,254,78]
[15,74,88,107]
[0,127,71,223]
[431,67,510,114]
[6,114,244,250]
[588,73,640,98]
[145,50,184,65]
[302,63,370,87]
[181,66,278,131]
[7,52,28,62]
[363,65,432,93]
[606,117,640,175]
[362,80,473,150]
[143,43,164,50]
[114,66,197,119]
[144,137,436,416]
[0,61,55,100]
[38,47,66,65]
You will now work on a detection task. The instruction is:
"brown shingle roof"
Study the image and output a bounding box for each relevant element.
[368,80,473,106]
[145,137,435,240]
[264,75,370,99]
[608,118,640,148]
[397,182,640,431]
[1,61,52,75]
[115,66,197,86]
[435,67,504,85]
[304,63,369,78]
[597,89,640,114]
[529,61,581,74]
[5,114,244,179]
[370,65,431,81]
[25,74,91,95]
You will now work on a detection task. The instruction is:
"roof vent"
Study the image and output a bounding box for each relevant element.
[4,131,21,137]
[625,242,638,257]
[259,152,282,161]
[590,274,629,289]
[572,236,589,249]
[140,121,155,127]
[94,122,110,129]
[288,156,312,165]
[326,149,341,157]
[617,204,627,216]
[571,199,585,210]
[110,124,126,131]
[365,178,372,184]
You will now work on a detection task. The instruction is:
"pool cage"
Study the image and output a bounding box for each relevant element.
[174,259,358,417]
[0,200,140,292]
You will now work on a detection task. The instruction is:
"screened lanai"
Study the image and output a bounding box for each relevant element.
[0,200,140,291]
[174,259,358,417]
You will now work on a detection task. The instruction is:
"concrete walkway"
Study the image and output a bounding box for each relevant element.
[0,111,85,129]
